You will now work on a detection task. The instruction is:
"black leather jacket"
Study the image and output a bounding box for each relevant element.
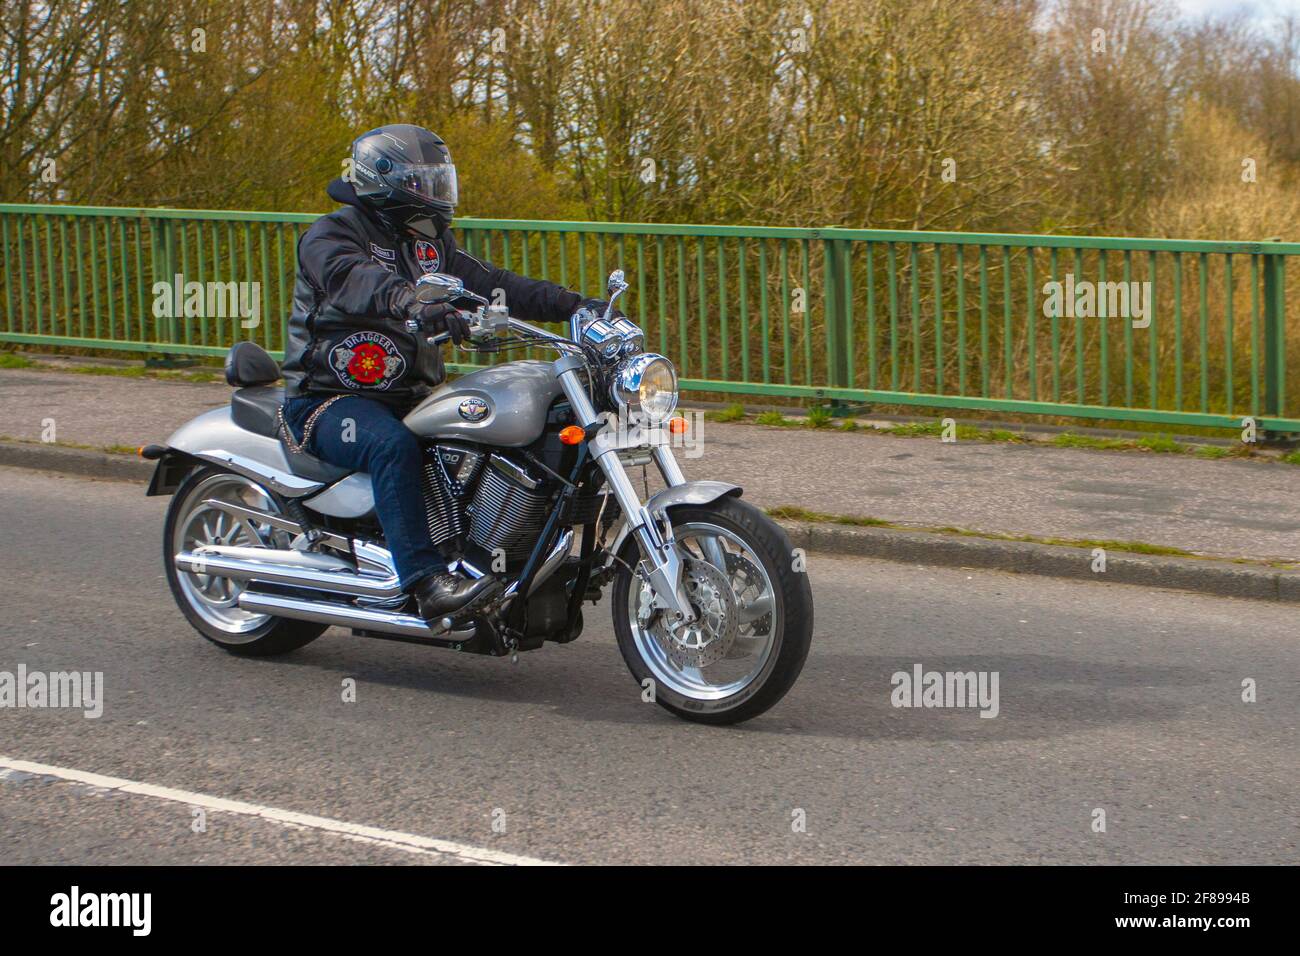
[283,178,584,406]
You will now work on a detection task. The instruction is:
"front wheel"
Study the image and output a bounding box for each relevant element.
[612,495,813,724]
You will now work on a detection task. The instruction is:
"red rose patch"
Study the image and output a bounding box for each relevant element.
[328,331,406,390]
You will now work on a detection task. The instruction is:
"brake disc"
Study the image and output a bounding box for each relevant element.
[722,550,771,659]
[646,557,740,668]
[725,550,771,634]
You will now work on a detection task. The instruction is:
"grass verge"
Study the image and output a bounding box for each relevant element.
[0,352,220,382]
[708,400,1297,465]
[705,402,746,423]
[765,503,1297,568]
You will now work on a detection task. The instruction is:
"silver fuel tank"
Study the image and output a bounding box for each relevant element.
[402,360,564,446]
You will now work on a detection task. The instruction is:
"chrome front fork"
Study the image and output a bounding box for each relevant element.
[555,358,696,623]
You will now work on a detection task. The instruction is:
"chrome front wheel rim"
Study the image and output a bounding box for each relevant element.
[627,521,779,701]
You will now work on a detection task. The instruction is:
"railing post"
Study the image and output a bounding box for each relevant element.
[1262,249,1284,423]
[149,217,174,342]
[821,233,850,390]
[145,214,187,365]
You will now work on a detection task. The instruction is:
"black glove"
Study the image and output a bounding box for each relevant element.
[439,308,472,345]
[405,300,471,345]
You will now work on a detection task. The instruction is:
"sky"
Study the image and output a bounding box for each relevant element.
[1173,0,1300,20]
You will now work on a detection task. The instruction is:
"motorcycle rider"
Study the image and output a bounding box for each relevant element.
[281,124,614,622]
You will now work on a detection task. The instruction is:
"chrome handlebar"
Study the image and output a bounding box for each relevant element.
[422,306,579,353]
[415,268,630,357]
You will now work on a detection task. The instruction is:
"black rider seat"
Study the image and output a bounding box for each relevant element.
[224,343,351,485]
[230,384,286,438]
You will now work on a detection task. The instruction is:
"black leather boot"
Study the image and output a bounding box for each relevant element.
[413,572,502,622]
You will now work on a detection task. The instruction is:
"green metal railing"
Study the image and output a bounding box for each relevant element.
[2,202,1297,432]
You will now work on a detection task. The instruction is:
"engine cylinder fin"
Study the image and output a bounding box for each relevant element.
[421,454,465,546]
[468,456,550,563]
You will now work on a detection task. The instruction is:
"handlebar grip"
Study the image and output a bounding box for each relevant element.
[413,308,475,339]
[419,308,513,348]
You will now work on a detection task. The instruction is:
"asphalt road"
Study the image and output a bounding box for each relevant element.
[0,465,1295,865]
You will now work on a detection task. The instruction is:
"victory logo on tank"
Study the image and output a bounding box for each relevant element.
[414,239,441,274]
[329,331,406,390]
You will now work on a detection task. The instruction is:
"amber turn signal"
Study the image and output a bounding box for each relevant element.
[559,425,586,445]
[667,416,689,435]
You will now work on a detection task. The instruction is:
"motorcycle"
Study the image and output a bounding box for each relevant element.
[143,270,813,723]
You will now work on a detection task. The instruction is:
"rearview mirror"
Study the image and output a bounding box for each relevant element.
[414,272,465,305]
[604,269,629,322]
[606,269,628,299]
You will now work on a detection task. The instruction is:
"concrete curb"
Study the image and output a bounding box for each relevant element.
[0,440,153,483]
[4,439,1296,604]
[776,521,1300,604]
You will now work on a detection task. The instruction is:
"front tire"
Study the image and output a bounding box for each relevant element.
[164,467,327,657]
[612,495,812,724]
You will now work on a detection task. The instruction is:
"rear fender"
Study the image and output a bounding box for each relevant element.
[145,449,199,497]
[159,406,325,497]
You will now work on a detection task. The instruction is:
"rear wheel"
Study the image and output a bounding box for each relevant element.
[612,495,812,724]
[164,467,327,656]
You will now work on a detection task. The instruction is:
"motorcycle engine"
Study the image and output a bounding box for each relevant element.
[419,443,485,546]
[466,454,550,563]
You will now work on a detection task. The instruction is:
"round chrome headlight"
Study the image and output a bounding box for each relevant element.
[610,353,678,424]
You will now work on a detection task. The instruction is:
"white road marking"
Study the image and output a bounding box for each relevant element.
[0,756,561,866]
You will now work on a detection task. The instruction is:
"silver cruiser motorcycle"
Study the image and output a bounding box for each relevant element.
[143,270,812,723]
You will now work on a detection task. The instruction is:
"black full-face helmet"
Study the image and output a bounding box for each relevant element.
[350,124,458,240]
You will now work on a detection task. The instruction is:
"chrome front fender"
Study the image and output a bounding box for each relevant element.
[606,480,742,562]
[645,479,741,516]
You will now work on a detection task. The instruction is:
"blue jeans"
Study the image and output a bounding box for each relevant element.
[282,395,446,590]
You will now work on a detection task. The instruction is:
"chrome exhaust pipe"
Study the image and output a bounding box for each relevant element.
[175,546,403,597]
[200,498,392,575]
[179,521,571,606]
[237,591,451,638]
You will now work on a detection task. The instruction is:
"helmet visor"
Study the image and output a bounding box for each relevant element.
[389,161,458,207]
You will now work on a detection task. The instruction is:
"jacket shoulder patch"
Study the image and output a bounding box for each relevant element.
[414,239,441,274]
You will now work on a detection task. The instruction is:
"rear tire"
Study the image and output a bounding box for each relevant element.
[612,495,812,724]
[164,467,327,657]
